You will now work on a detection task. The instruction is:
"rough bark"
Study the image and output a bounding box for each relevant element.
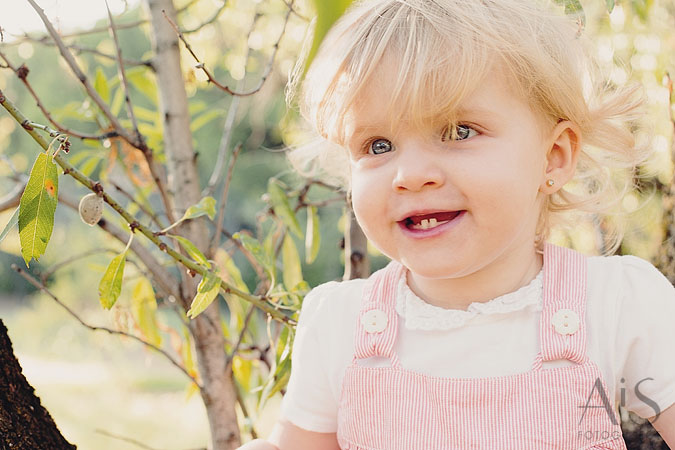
[0,319,76,450]
[144,1,240,448]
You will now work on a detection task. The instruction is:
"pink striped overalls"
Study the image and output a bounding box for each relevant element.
[337,243,627,449]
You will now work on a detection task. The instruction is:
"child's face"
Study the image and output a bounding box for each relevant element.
[343,66,551,283]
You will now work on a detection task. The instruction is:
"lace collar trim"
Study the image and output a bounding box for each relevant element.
[394,269,544,331]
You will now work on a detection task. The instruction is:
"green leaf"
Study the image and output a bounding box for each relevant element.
[234,232,275,283]
[187,272,222,319]
[80,154,102,177]
[0,208,19,244]
[190,110,222,133]
[19,153,59,267]
[605,0,615,13]
[557,0,585,27]
[126,66,158,105]
[98,251,127,309]
[306,0,354,72]
[282,234,303,291]
[94,67,110,104]
[305,206,320,264]
[110,86,125,116]
[631,0,653,22]
[171,234,211,268]
[131,277,162,346]
[260,326,294,408]
[215,248,249,293]
[182,196,216,221]
[268,180,302,238]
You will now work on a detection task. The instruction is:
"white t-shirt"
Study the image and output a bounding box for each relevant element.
[280,254,675,433]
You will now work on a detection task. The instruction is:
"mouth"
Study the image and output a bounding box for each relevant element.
[398,210,464,231]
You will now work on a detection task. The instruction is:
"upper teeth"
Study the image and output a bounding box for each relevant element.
[412,218,448,230]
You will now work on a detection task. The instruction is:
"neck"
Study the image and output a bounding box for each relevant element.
[406,246,543,311]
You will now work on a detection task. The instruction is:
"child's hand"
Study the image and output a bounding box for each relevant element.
[237,439,279,450]
[238,418,340,450]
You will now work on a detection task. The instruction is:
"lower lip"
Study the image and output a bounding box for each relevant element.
[397,211,466,239]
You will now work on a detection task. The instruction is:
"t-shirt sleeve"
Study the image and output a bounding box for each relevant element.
[279,282,340,432]
[614,255,675,419]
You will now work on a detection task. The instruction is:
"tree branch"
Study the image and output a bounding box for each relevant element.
[0,51,121,141]
[106,0,144,148]
[24,0,175,224]
[163,3,292,97]
[211,143,241,252]
[0,89,295,326]
[11,264,201,388]
[14,35,153,68]
[182,0,229,34]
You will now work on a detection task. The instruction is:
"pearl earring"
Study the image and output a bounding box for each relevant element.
[546,179,555,187]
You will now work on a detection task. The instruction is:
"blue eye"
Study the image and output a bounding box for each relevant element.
[441,124,478,142]
[369,138,393,155]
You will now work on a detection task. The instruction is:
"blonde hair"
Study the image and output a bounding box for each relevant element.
[286,0,652,254]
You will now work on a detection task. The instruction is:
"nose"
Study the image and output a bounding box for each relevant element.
[391,142,445,192]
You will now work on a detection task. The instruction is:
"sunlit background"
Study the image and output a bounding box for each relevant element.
[0,0,674,448]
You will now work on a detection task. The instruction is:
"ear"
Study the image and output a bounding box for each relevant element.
[540,120,582,193]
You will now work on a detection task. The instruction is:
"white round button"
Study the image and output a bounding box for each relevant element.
[361,309,388,333]
[551,308,580,335]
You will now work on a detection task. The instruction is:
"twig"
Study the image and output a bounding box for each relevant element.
[16,35,152,68]
[95,428,208,450]
[163,4,292,97]
[38,247,114,282]
[280,0,310,21]
[211,144,241,251]
[106,0,144,148]
[112,181,167,230]
[203,13,260,196]
[226,304,256,368]
[0,90,295,326]
[58,191,179,301]
[26,0,136,145]
[12,264,201,388]
[0,51,120,141]
[182,1,229,34]
[0,183,23,212]
[221,228,267,283]
[95,429,160,450]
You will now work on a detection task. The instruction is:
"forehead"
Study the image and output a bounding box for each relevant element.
[343,60,538,139]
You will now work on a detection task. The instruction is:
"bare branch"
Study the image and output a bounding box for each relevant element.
[211,143,241,252]
[26,0,138,145]
[0,51,121,140]
[0,183,23,212]
[38,247,116,282]
[163,4,292,97]
[11,264,201,388]
[95,429,160,450]
[203,13,260,196]
[105,0,143,147]
[182,1,228,34]
[16,35,153,68]
[280,0,311,21]
[111,181,167,230]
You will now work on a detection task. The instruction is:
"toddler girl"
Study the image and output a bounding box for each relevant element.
[241,0,675,448]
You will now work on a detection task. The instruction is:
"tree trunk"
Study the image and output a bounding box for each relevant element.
[0,319,76,449]
[144,1,240,448]
[343,205,370,280]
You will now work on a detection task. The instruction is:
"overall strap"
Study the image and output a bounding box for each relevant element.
[540,242,588,364]
[352,260,406,366]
